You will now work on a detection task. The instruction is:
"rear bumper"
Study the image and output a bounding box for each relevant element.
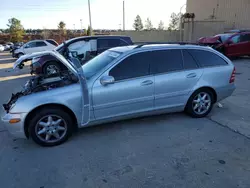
[1,113,28,139]
[216,84,236,102]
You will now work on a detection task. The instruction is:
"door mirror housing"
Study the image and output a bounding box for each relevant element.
[100,75,115,86]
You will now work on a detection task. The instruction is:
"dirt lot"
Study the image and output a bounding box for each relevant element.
[0,52,250,188]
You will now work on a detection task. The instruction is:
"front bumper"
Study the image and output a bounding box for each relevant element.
[1,113,28,139]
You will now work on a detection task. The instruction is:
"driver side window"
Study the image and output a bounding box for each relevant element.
[68,40,90,59]
[109,52,150,81]
[231,35,240,44]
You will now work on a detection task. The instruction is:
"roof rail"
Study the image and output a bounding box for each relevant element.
[134,42,200,49]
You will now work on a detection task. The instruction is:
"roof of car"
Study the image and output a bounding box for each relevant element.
[110,44,212,54]
[65,35,130,43]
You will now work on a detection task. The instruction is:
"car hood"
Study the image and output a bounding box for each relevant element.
[13,51,78,75]
[198,36,221,44]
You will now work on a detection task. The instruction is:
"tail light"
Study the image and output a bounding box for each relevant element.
[229,67,236,83]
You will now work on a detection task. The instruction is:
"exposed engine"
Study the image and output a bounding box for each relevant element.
[3,71,78,113]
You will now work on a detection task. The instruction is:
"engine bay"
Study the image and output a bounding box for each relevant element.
[3,71,78,112]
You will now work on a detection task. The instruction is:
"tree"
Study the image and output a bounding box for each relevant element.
[158,20,165,30]
[58,21,66,41]
[168,13,181,31]
[133,15,143,31]
[145,18,153,30]
[87,26,93,36]
[7,18,25,42]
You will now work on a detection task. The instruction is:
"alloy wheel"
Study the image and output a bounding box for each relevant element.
[35,115,67,143]
[46,65,59,75]
[192,92,211,115]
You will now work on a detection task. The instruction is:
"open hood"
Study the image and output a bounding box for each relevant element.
[13,51,78,75]
[198,36,220,44]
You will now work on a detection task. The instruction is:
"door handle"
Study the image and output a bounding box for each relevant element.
[141,80,153,86]
[186,73,197,78]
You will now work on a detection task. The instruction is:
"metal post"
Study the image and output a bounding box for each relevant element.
[123,1,125,31]
[80,19,83,32]
[88,0,92,35]
[179,4,186,42]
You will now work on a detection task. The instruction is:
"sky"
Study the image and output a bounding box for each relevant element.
[0,0,186,30]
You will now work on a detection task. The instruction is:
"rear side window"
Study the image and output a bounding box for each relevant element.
[36,41,47,47]
[150,49,183,74]
[182,50,199,69]
[98,39,128,49]
[46,39,58,46]
[109,52,150,81]
[188,49,228,67]
[240,34,250,42]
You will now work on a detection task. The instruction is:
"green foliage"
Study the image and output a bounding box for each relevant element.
[133,15,143,31]
[58,21,66,30]
[145,18,153,30]
[7,18,25,42]
[168,13,181,31]
[87,26,93,36]
[158,20,165,30]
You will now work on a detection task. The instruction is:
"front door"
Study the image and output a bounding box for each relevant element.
[92,51,154,120]
[226,34,249,56]
[23,41,44,54]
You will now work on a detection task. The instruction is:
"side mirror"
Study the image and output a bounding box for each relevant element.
[24,44,29,48]
[100,75,115,86]
[227,40,233,45]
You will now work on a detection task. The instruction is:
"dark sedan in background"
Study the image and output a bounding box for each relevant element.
[30,36,133,75]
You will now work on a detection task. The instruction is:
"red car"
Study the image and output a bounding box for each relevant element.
[198,31,250,57]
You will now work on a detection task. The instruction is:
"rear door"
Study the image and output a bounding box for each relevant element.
[35,41,49,51]
[151,49,203,110]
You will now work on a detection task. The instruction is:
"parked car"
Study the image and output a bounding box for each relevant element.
[198,31,250,57]
[0,44,4,52]
[14,35,133,75]
[12,39,57,58]
[2,44,236,146]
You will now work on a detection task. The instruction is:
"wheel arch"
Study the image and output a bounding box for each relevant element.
[186,86,218,107]
[24,103,78,138]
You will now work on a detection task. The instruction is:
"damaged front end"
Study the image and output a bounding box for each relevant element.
[4,51,80,113]
[3,71,78,113]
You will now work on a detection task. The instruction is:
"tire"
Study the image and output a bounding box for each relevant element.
[43,61,61,75]
[28,107,73,146]
[185,89,214,118]
[17,53,24,58]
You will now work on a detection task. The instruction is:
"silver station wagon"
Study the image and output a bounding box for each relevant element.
[2,44,236,146]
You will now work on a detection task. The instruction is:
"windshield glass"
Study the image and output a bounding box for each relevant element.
[216,34,233,43]
[82,50,121,79]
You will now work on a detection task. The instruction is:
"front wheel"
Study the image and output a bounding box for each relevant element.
[28,108,73,146]
[185,89,214,118]
[43,62,61,75]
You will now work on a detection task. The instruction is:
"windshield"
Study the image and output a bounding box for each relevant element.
[216,34,233,43]
[82,50,121,79]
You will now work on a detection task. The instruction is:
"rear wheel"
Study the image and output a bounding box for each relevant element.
[43,61,61,75]
[185,89,214,118]
[29,108,73,146]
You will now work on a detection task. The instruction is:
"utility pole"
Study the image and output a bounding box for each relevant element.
[80,19,83,33]
[88,0,93,35]
[179,4,186,42]
[123,1,125,31]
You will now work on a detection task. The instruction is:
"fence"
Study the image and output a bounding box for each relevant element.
[110,30,180,43]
